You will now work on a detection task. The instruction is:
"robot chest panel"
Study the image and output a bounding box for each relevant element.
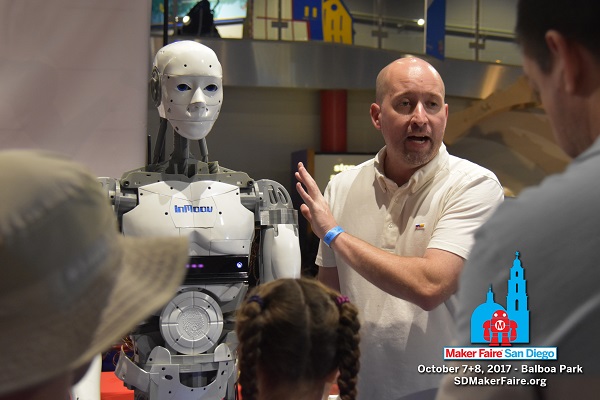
[122,180,253,237]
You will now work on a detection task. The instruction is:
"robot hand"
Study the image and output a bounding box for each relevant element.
[257,179,301,282]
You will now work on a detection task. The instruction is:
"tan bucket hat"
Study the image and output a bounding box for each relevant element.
[0,150,189,395]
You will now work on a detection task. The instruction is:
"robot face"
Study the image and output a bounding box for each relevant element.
[154,41,224,140]
[162,73,223,140]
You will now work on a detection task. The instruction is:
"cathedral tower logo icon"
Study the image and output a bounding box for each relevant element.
[470,251,530,344]
[444,251,555,360]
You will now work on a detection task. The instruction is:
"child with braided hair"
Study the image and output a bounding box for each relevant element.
[235,278,361,400]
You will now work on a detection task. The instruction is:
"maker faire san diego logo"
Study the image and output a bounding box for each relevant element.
[444,251,557,361]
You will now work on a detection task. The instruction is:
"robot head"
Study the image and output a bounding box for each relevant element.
[151,41,223,140]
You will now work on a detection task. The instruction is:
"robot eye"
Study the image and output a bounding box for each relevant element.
[204,84,218,92]
[176,84,192,92]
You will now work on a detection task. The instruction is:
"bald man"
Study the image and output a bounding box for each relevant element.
[296,57,504,399]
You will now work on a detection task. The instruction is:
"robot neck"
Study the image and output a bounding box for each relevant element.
[167,134,197,177]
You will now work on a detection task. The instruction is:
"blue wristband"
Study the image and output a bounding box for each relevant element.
[323,226,344,247]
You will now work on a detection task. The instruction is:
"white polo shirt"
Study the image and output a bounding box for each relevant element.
[316,144,503,400]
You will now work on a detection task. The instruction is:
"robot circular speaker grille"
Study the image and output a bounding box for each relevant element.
[159,290,224,355]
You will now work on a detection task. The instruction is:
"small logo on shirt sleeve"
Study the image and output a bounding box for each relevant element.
[415,223,425,230]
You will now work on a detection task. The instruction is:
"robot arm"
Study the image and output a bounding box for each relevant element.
[509,320,518,342]
[257,179,301,282]
[483,320,491,342]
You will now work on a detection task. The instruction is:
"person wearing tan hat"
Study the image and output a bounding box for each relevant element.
[0,150,190,400]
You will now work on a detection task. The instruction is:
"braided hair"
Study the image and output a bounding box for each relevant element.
[235,278,360,400]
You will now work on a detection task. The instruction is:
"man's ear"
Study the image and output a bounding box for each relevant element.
[442,103,449,133]
[370,103,381,130]
[545,30,582,94]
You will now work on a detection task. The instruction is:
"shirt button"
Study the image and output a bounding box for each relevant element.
[388,224,393,228]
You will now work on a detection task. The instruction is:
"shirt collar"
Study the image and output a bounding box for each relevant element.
[374,143,449,193]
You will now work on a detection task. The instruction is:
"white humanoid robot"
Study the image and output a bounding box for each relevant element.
[98,40,301,400]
